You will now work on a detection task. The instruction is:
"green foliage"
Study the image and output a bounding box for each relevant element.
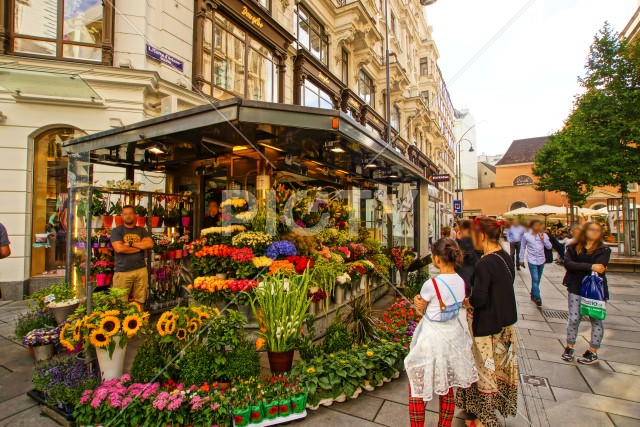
[402,271,430,300]
[29,281,75,309]
[226,340,262,380]
[14,310,55,340]
[33,355,99,406]
[323,320,352,353]
[130,336,166,383]
[343,297,378,344]
[178,343,217,386]
[135,204,148,217]
[297,315,322,362]
[534,23,640,196]
[204,310,247,380]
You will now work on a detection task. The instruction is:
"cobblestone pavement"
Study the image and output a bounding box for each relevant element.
[0,259,638,426]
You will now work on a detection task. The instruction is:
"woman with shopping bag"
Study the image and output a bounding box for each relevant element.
[562,221,611,365]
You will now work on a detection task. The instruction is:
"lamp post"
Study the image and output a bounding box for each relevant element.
[456,138,474,218]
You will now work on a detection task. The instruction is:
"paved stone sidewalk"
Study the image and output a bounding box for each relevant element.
[0,260,638,426]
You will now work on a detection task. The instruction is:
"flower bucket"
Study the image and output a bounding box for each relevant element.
[114,216,124,226]
[181,216,191,228]
[267,349,294,374]
[175,249,182,259]
[33,344,54,362]
[335,288,345,305]
[92,242,100,248]
[233,407,251,427]
[263,400,279,420]
[90,216,103,229]
[250,403,264,424]
[182,248,188,257]
[278,398,292,417]
[215,273,228,279]
[136,216,147,227]
[103,215,114,228]
[49,300,81,325]
[96,273,108,287]
[151,216,161,228]
[96,336,127,381]
[106,273,113,285]
[291,393,308,413]
[169,251,176,259]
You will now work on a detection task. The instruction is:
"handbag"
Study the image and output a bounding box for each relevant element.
[579,272,606,320]
[431,278,462,322]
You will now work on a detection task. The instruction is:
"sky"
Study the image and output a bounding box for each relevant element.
[427,0,638,155]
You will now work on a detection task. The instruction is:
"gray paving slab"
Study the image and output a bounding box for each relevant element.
[596,345,640,365]
[517,319,554,332]
[304,406,382,427]
[528,359,592,393]
[578,368,640,402]
[551,387,640,419]
[608,413,640,427]
[328,393,385,421]
[607,361,640,376]
[0,394,38,422]
[0,405,61,427]
[542,399,615,426]
[362,372,409,405]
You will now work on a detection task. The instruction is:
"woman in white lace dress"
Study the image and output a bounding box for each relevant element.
[406,238,478,427]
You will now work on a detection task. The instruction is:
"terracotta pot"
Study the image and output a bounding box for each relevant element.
[114,216,124,226]
[81,276,96,288]
[96,273,108,287]
[103,215,114,228]
[106,273,113,285]
[151,216,161,228]
[175,249,182,259]
[267,349,295,374]
[136,216,147,227]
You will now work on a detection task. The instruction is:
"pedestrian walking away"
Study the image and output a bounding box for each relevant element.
[562,221,611,365]
[519,219,552,306]
[456,217,519,427]
[455,220,480,295]
[0,222,10,260]
[110,205,154,308]
[506,219,525,270]
[407,238,478,427]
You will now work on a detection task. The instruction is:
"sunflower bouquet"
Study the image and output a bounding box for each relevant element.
[156,305,219,349]
[59,289,149,358]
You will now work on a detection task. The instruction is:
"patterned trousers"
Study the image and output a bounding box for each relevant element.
[409,386,455,427]
[567,292,604,349]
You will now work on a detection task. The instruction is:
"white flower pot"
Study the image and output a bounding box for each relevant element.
[335,288,345,305]
[33,344,54,361]
[90,216,104,229]
[96,336,127,381]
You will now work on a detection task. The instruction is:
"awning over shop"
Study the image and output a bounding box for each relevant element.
[62,98,427,185]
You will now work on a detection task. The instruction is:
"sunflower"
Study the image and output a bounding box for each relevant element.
[73,320,83,342]
[99,316,121,337]
[90,329,110,348]
[122,314,142,338]
[60,337,76,352]
[156,320,167,337]
[83,312,100,329]
[104,309,120,316]
[176,328,188,341]
[128,301,143,312]
[59,323,75,350]
[187,320,199,334]
[165,319,176,335]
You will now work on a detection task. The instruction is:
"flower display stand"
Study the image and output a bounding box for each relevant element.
[232,410,307,427]
[27,390,75,427]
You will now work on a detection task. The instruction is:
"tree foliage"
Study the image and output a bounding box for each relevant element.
[533,23,640,195]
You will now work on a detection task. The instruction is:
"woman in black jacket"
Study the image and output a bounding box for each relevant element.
[455,220,480,295]
[562,221,611,365]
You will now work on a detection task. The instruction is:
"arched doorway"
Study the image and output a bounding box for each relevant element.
[31,127,86,277]
[509,201,528,211]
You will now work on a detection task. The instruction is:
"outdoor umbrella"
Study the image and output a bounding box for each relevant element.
[503,207,530,216]
[522,204,566,226]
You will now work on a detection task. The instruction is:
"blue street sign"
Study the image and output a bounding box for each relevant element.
[453,200,462,213]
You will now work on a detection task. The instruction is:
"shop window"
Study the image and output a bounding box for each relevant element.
[513,175,534,186]
[294,4,329,65]
[301,79,333,109]
[11,0,110,63]
[390,12,396,34]
[200,12,278,102]
[341,48,349,83]
[31,127,86,277]
[358,69,375,106]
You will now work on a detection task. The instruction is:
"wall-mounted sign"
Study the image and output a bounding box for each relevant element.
[317,72,330,85]
[453,200,462,213]
[241,6,264,28]
[146,44,184,72]
[430,174,451,182]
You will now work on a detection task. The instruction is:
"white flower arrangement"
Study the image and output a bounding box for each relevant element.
[235,211,255,221]
[336,272,351,285]
[220,198,248,208]
[200,225,246,236]
[104,179,143,190]
[231,231,273,249]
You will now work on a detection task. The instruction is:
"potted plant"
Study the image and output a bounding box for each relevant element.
[152,202,165,228]
[14,310,55,355]
[32,281,82,325]
[390,246,417,288]
[135,204,148,227]
[109,200,123,226]
[78,190,107,229]
[227,279,258,322]
[164,199,180,227]
[75,259,95,289]
[59,288,148,380]
[250,270,312,374]
[22,326,60,361]
[205,310,247,387]
[181,207,191,228]
[94,257,115,287]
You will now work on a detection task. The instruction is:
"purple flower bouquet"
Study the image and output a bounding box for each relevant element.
[265,240,297,259]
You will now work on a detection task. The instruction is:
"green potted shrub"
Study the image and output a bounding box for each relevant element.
[135,204,148,227]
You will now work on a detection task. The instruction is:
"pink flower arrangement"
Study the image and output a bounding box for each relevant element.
[228,279,258,293]
[231,247,254,262]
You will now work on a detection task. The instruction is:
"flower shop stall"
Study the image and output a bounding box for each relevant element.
[13,98,436,425]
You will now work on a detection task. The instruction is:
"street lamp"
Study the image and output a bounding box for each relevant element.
[456,138,474,217]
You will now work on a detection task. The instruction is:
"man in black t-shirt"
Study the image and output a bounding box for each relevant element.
[110,205,153,305]
[201,200,221,230]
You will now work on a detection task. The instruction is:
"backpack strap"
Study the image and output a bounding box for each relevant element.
[432,278,447,312]
[436,277,459,305]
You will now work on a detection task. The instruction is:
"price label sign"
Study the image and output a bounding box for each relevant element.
[44,294,56,304]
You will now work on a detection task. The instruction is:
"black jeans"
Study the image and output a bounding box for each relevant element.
[510,242,521,266]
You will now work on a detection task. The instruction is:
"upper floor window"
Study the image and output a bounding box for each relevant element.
[200,12,278,102]
[358,70,375,106]
[341,48,349,83]
[390,12,396,34]
[301,79,333,109]
[11,0,107,62]
[420,58,429,76]
[294,4,328,65]
[252,0,270,11]
[390,105,400,130]
[513,175,534,186]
